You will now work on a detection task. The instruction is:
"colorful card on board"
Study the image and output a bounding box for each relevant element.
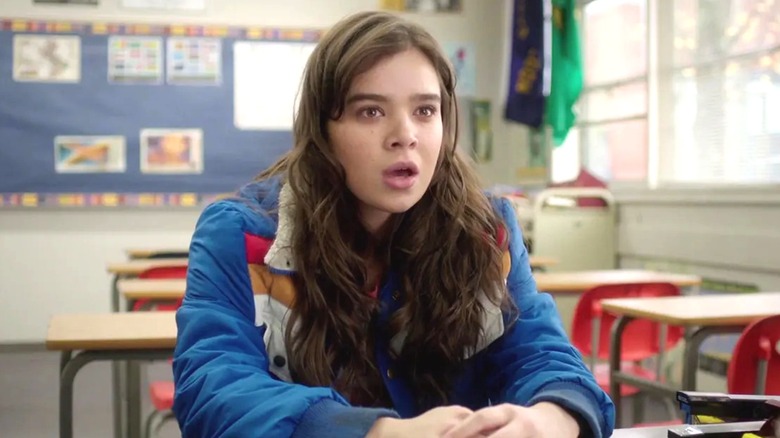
[140,128,203,174]
[380,0,462,12]
[166,37,222,85]
[108,36,163,84]
[54,136,126,173]
[13,35,81,83]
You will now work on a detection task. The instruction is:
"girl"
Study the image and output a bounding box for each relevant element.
[173,10,614,438]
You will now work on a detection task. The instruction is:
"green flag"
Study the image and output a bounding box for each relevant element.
[545,0,583,146]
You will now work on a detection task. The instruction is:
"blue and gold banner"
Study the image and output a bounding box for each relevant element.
[504,0,551,128]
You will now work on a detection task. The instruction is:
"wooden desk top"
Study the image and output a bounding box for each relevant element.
[119,278,186,300]
[107,258,188,276]
[601,292,780,326]
[528,255,558,268]
[534,270,702,293]
[110,256,553,276]
[46,311,176,351]
[125,248,188,259]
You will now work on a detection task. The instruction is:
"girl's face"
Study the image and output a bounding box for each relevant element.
[327,48,444,234]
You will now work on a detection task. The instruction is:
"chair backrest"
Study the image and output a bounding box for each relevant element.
[571,282,684,362]
[138,266,188,280]
[727,314,780,395]
[137,266,187,310]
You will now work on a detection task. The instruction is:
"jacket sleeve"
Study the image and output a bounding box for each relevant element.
[484,198,615,438]
[172,201,399,438]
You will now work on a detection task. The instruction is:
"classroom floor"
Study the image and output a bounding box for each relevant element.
[1,349,690,437]
[0,349,180,438]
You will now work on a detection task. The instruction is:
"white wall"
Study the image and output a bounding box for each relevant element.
[0,0,530,343]
[615,189,780,291]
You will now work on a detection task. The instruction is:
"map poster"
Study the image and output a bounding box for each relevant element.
[140,128,203,174]
[166,38,222,85]
[54,136,126,173]
[13,35,81,83]
[108,36,163,84]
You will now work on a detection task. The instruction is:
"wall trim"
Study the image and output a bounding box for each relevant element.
[0,342,46,353]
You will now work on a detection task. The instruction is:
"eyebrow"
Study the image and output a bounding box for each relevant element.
[345,92,442,105]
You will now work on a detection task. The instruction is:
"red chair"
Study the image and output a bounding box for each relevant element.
[132,266,187,311]
[571,282,684,423]
[135,266,186,438]
[727,314,780,395]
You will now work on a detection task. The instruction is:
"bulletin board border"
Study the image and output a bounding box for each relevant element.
[0,18,323,41]
[0,192,227,208]
[0,18,322,209]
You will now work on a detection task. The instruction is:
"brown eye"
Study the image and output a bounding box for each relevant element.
[416,106,438,117]
[359,107,383,118]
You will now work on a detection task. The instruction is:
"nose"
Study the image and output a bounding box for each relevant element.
[385,115,417,149]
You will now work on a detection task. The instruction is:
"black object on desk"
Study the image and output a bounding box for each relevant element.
[667,391,780,438]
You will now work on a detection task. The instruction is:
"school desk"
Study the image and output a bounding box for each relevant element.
[533,270,702,294]
[601,292,780,427]
[46,311,176,438]
[124,246,557,267]
[106,259,188,312]
[125,248,189,260]
[118,278,185,310]
[532,269,703,335]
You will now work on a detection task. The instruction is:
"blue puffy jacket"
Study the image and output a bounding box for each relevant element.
[173,177,615,437]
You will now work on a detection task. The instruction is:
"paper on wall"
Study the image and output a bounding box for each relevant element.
[13,35,81,83]
[233,41,315,131]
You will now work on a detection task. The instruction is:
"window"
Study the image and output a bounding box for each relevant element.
[580,0,648,183]
[563,0,780,186]
[661,0,780,185]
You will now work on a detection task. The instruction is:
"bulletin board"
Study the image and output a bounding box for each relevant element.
[0,19,321,208]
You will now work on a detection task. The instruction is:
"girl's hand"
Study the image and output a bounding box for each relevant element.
[367,406,475,438]
[441,402,580,438]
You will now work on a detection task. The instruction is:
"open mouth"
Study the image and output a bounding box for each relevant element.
[388,167,417,177]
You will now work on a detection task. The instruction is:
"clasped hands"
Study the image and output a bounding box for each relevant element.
[367,402,580,438]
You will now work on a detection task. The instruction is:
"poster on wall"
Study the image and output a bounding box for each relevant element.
[380,0,461,12]
[108,36,163,84]
[443,42,476,97]
[516,127,549,181]
[167,38,221,85]
[121,0,205,10]
[233,41,316,131]
[140,128,204,174]
[469,100,492,163]
[34,0,98,4]
[54,136,126,173]
[13,35,81,83]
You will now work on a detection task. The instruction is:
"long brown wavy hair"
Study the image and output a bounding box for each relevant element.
[257,11,512,409]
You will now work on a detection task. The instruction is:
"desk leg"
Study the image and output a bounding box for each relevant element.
[59,351,96,438]
[681,325,744,391]
[126,360,142,438]
[111,273,126,438]
[609,315,633,428]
